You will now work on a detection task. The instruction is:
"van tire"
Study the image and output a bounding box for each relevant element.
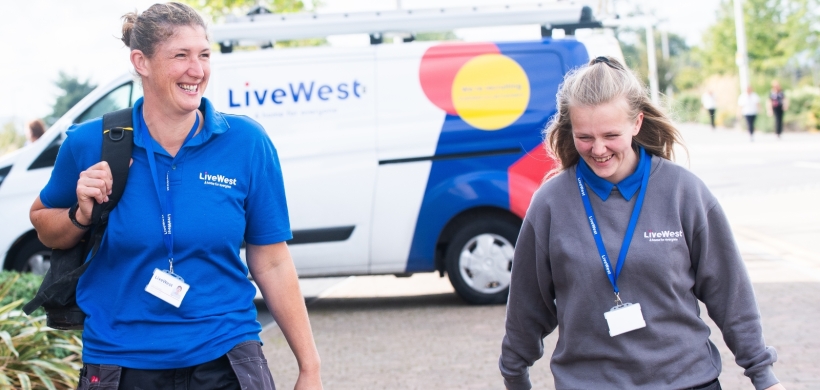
[13,238,51,275]
[445,218,517,304]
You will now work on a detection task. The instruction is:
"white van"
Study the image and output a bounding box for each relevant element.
[0,7,622,304]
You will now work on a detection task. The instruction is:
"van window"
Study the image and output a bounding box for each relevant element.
[28,137,62,170]
[75,82,133,124]
[28,82,137,171]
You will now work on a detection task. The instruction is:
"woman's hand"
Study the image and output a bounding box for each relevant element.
[31,160,112,249]
[75,161,114,225]
[765,383,786,390]
[294,368,323,390]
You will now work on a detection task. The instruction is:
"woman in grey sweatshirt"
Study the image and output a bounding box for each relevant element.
[499,57,783,390]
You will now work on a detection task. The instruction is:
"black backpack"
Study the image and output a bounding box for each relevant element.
[23,108,133,330]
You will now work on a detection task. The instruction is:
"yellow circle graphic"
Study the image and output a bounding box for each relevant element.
[451,54,530,131]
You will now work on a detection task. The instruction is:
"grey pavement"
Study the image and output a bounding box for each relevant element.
[259,124,820,389]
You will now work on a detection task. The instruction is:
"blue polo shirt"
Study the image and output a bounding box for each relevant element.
[577,147,650,201]
[40,97,292,369]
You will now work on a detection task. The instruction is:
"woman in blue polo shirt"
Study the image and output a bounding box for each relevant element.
[499,57,784,390]
[29,3,321,389]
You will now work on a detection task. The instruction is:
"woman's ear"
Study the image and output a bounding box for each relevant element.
[633,111,644,136]
[130,50,149,78]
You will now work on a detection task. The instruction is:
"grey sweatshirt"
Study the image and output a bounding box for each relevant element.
[499,157,779,390]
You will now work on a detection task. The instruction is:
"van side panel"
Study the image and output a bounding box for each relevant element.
[370,45,447,274]
[210,49,378,275]
[368,161,435,274]
[506,40,590,218]
[405,40,588,272]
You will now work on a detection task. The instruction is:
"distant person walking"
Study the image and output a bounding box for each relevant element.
[26,119,45,145]
[768,80,788,139]
[701,90,716,129]
[738,86,760,141]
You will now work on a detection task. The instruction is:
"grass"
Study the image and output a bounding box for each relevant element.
[0,273,82,390]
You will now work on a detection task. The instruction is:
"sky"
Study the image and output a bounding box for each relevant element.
[0,0,719,129]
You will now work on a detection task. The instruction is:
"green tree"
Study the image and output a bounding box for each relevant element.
[181,0,325,47]
[617,28,695,94]
[415,31,458,42]
[698,0,818,84]
[0,121,26,156]
[695,2,738,76]
[47,72,96,125]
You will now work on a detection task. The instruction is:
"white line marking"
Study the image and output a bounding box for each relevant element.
[733,226,820,283]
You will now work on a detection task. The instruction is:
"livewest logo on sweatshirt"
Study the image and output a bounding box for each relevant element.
[643,230,683,242]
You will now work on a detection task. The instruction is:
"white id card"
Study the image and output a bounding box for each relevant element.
[145,268,189,308]
[604,303,646,337]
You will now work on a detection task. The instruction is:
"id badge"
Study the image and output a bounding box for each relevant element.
[145,268,189,308]
[604,303,646,337]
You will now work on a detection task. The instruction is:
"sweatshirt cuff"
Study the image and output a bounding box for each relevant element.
[750,365,779,390]
[503,373,531,390]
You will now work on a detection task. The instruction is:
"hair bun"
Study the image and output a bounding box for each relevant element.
[121,12,138,48]
[117,4,206,57]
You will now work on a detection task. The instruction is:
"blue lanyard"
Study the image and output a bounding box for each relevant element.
[138,107,200,274]
[575,154,651,303]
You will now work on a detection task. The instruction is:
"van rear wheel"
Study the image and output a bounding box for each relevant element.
[13,238,51,275]
[445,218,517,304]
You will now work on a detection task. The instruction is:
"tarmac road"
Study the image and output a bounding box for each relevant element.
[257,124,820,389]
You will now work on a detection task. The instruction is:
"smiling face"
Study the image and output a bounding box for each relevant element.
[570,97,643,183]
[132,25,210,116]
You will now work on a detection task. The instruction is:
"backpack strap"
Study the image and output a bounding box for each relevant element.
[90,108,133,224]
[87,108,133,259]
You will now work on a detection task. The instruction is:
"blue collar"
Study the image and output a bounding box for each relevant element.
[577,147,650,201]
[131,97,230,149]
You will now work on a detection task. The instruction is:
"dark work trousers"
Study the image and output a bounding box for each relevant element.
[681,378,722,390]
[745,114,757,136]
[708,109,716,129]
[76,341,275,390]
[773,106,784,136]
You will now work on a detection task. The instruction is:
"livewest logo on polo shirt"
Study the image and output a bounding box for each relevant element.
[199,171,238,189]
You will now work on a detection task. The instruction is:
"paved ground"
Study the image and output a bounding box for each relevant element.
[258,124,820,389]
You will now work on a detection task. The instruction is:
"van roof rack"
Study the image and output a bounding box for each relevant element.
[211,2,601,44]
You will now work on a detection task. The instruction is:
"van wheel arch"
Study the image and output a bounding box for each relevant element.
[435,207,522,274]
[4,231,50,275]
[435,208,522,304]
